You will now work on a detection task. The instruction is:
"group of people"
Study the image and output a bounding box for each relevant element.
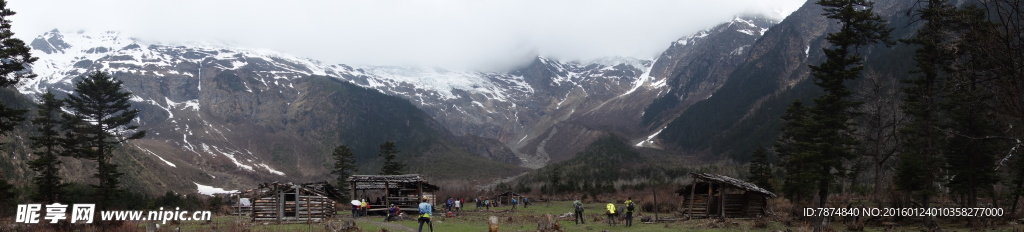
[350,199,370,218]
[572,197,637,227]
[363,197,436,232]
[442,197,462,213]
[471,196,530,210]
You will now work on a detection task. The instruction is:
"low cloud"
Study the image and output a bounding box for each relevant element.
[10,0,806,70]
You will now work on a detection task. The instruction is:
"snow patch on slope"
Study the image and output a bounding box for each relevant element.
[138,146,176,168]
[259,164,286,176]
[619,58,659,97]
[635,127,666,147]
[356,66,533,102]
[194,182,237,196]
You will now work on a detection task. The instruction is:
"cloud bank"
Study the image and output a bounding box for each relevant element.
[10,0,806,70]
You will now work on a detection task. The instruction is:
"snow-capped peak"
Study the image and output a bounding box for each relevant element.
[19,29,340,95]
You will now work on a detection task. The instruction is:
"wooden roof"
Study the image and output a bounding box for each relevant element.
[249,181,344,201]
[348,174,426,183]
[690,173,777,198]
[348,174,439,191]
[495,191,522,197]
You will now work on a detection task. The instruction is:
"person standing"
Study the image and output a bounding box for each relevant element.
[605,202,617,226]
[573,198,585,225]
[352,201,360,218]
[624,197,636,227]
[511,198,518,209]
[418,197,434,232]
[455,199,462,212]
[523,197,529,208]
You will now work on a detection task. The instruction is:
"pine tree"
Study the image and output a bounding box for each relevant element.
[64,71,146,209]
[0,0,37,144]
[776,100,817,201]
[549,168,563,194]
[331,145,357,200]
[748,146,775,192]
[966,0,1024,214]
[940,4,1002,213]
[896,3,1006,223]
[944,86,1000,210]
[28,91,67,203]
[895,0,956,212]
[378,141,404,175]
[806,0,891,210]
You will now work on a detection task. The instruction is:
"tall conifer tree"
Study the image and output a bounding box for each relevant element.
[941,3,1002,213]
[895,0,955,214]
[378,141,405,175]
[776,100,816,201]
[28,91,67,203]
[64,71,146,209]
[748,146,776,192]
[332,145,357,200]
[777,0,891,229]
[0,0,37,145]
[806,0,892,207]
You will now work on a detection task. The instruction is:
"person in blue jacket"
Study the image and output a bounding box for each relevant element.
[418,197,433,232]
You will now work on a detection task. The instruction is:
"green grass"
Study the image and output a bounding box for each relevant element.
[112,201,1024,232]
[362,201,788,232]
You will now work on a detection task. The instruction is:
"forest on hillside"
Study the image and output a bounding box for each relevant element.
[509,0,1024,230]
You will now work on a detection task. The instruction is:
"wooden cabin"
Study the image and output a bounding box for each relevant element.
[677,173,776,218]
[494,191,523,206]
[348,174,439,214]
[247,182,341,223]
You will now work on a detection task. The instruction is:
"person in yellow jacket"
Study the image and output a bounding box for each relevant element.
[605,202,617,226]
[624,197,636,227]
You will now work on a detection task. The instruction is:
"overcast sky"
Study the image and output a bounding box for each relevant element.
[9,0,806,70]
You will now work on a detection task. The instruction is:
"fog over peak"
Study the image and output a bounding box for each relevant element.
[10,0,805,71]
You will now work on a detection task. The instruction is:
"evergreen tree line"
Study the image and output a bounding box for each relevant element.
[747,0,1024,228]
[513,136,691,199]
[1,71,147,212]
[0,0,36,217]
[0,0,148,217]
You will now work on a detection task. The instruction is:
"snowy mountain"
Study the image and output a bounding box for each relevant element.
[657,0,916,161]
[337,57,657,168]
[639,15,779,146]
[13,29,527,194]
[332,16,776,167]
[7,15,776,194]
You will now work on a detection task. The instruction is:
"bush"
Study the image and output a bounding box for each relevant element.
[753,216,769,228]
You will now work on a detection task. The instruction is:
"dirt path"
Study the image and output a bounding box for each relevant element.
[356,217,416,232]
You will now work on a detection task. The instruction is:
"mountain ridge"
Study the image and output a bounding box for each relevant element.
[6,14,779,194]
[7,29,529,195]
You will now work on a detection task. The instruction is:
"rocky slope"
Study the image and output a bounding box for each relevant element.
[6,14,779,194]
[334,16,776,167]
[657,0,920,160]
[11,30,527,194]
